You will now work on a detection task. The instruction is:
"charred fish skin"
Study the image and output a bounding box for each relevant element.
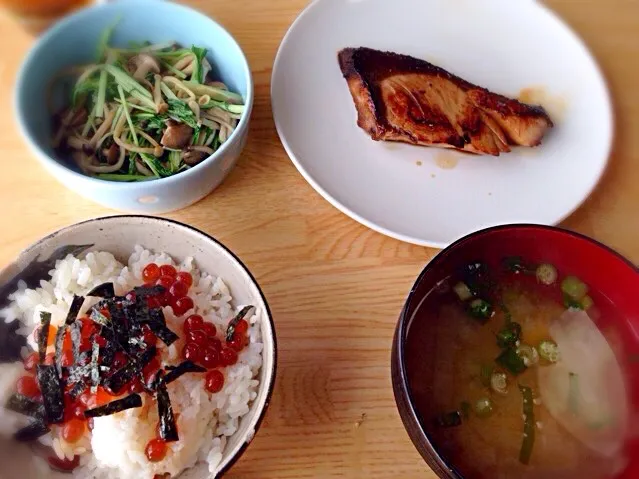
[338,47,553,156]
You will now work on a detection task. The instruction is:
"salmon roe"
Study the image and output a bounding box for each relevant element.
[142,263,161,283]
[61,419,85,443]
[175,271,193,288]
[205,370,224,393]
[16,375,40,398]
[159,264,177,279]
[145,438,168,462]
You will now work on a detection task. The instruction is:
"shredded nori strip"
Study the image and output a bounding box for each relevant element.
[226,305,254,342]
[64,295,85,324]
[70,320,82,363]
[133,284,166,298]
[87,282,115,298]
[37,311,52,362]
[146,308,178,346]
[14,420,50,442]
[84,393,142,418]
[5,394,45,418]
[156,375,178,442]
[54,325,68,376]
[90,340,100,393]
[108,301,130,352]
[36,364,64,424]
[90,308,110,326]
[104,346,157,393]
[163,361,206,385]
[69,379,88,399]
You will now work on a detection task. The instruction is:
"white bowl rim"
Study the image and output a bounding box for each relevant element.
[14,0,254,189]
[1,214,277,477]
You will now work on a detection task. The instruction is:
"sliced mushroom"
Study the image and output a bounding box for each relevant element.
[160,120,193,149]
[182,147,208,166]
[128,54,161,81]
[102,143,120,165]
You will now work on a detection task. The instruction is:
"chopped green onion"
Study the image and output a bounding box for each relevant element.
[496,322,522,349]
[561,276,588,301]
[480,364,493,388]
[535,263,557,285]
[516,344,539,367]
[434,411,462,428]
[490,371,508,395]
[468,298,493,321]
[581,295,594,310]
[474,398,494,418]
[537,340,560,363]
[496,348,527,375]
[453,282,473,301]
[518,385,535,464]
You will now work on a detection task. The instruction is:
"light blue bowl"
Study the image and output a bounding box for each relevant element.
[15,0,253,213]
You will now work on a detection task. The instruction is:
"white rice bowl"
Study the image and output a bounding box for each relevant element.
[0,245,265,479]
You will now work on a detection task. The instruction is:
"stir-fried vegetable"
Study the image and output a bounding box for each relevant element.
[537,340,560,363]
[496,347,527,375]
[496,322,522,349]
[561,276,588,301]
[535,263,557,285]
[51,29,245,182]
[468,298,493,321]
[474,397,494,418]
[518,385,535,464]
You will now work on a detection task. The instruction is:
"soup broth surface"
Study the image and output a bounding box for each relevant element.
[406,267,629,479]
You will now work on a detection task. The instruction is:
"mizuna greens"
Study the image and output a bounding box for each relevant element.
[51,27,244,181]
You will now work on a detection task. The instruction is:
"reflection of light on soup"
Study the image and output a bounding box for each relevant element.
[405,261,629,479]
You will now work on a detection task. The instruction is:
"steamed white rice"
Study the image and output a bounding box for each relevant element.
[0,245,263,478]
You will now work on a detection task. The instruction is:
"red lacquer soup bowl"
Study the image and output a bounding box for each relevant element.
[391,224,639,479]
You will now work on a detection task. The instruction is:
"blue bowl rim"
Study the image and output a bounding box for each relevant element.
[14,0,254,189]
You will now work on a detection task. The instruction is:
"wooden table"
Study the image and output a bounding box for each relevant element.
[0,1,637,477]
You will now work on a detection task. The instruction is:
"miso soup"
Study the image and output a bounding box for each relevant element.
[405,258,630,479]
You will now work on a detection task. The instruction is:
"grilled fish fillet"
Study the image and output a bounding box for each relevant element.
[338,47,553,156]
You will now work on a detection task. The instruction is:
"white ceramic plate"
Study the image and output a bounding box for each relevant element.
[271,0,613,248]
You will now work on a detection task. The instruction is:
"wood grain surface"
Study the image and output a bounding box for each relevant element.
[0,1,638,477]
